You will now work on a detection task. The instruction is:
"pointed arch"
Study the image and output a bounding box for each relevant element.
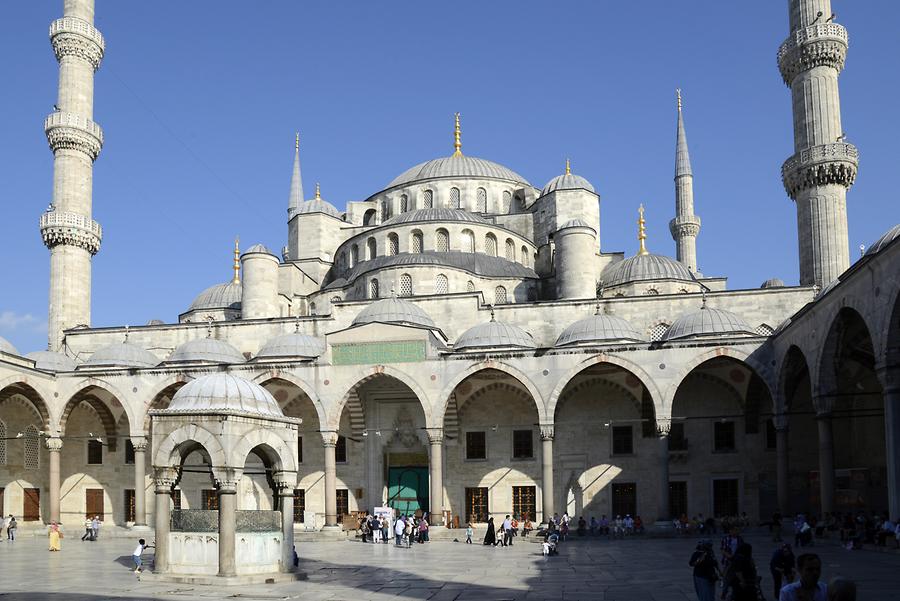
[61,378,134,451]
[436,361,545,425]
[328,364,433,429]
[662,347,774,412]
[141,374,195,433]
[253,370,326,429]
[0,377,52,430]
[817,306,880,411]
[152,422,227,469]
[229,429,298,474]
[777,345,814,415]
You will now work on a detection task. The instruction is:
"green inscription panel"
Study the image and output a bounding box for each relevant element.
[332,340,426,365]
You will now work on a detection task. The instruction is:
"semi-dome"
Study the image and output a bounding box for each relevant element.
[82,342,159,368]
[455,319,537,351]
[662,304,754,341]
[382,207,490,227]
[601,253,694,287]
[760,278,785,289]
[256,332,325,360]
[296,197,342,219]
[26,350,77,371]
[166,373,283,417]
[166,337,245,364]
[0,336,18,356]
[864,223,900,257]
[387,155,530,189]
[541,173,595,196]
[556,314,644,347]
[189,281,242,312]
[352,297,437,329]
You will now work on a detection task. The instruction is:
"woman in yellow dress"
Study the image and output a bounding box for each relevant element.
[48,521,62,551]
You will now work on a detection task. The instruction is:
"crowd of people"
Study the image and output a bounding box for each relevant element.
[357,512,431,547]
[767,510,900,551]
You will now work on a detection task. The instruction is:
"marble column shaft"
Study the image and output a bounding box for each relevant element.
[656,433,670,522]
[540,427,554,522]
[47,437,63,523]
[322,431,338,527]
[279,489,295,572]
[217,485,237,577]
[153,481,172,573]
[776,423,790,514]
[883,385,900,522]
[131,437,148,526]
[428,431,444,526]
[817,413,835,515]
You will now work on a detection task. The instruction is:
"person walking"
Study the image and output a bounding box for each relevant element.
[381,515,390,544]
[91,516,101,541]
[48,522,62,551]
[483,517,496,546]
[688,540,719,601]
[132,538,153,573]
[772,511,784,542]
[770,542,796,599]
[404,517,413,548]
[81,517,93,541]
[502,515,513,547]
[723,542,760,601]
[6,515,16,541]
[466,523,474,544]
[394,515,405,547]
[778,553,827,601]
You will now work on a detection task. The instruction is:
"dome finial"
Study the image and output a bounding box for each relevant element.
[123,325,129,343]
[565,158,571,175]
[637,205,649,255]
[295,315,301,333]
[232,236,241,284]
[315,182,321,199]
[452,112,463,157]
[489,304,496,322]
[701,288,707,309]
[205,315,214,338]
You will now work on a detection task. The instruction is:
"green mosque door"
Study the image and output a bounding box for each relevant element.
[388,467,429,516]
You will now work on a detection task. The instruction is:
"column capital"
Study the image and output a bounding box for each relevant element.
[273,471,298,495]
[426,428,445,445]
[45,436,63,452]
[321,430,339,447]
[154,467,178,492]
[216,480,240,494]
[130,436,149,452]
[539,424,554,441]
[655,418,672,437]
[773,413,790,432]
[875,362,900,395]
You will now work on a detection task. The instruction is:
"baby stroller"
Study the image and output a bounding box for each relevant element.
[542,532,560,556]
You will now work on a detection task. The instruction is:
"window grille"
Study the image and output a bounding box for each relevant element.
[400,194,409,213]
[466,280,476,293]
[755,324,774,336]
[461,229,475,252]
[293,489,305,523]
[449,187,460,209]
[435,274,448,294]
[436,229,449,252]
[494,285,507,304]
[466,431,486,460]
[612,425,633,455]
[400,274,413,297]
[505,239,515,261]
[502,190,512,213]
[336,489,349,522]
[423,189,433,209]
[87,439,103,464]
[512,430,533,459]
[336,436,347,463]
[0,419,6,464]
[411,232,423,253]
[366,238,376,260]
[370,278,379,299]
[476,188,487,212]
[465,487,489,523]
[381,199,390,219]
[649,323,669,342]
[388,233,399,256]
[485,234,497,256]
[521,246,529,267]
[24,425,40,470]
[512,486,536,520]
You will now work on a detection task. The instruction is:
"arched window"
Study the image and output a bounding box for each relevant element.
[387,233,399,256]
[435,274,449,294]
[645,288,659,296]
[436,229,450,252]
[310,302,317,316]
[366,237,377,260]
[521,246,529,267]
[363,209,377,226]
[400,194,409,213]
[476,187,487,213]
[399,274,413,297]
[411,230,423,254]
[649,323,669,342]
[24,424,40,470]
[339,251,347,273]
[449,187,461,209]
[0,419,6,465]
[461,229,475,253]
[350,245,359,267]
[423,189,434,209]
[505,239,515,261]
[494,286,507,305]
[502,190,512,214]
[370,278,379,299]
[381,199,391,220]
[485,233,497,257]
[466,280,476,293]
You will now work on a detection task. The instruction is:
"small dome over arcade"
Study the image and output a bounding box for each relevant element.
[455,315,537,351]
[82,339,159,369]
[26,350,77,371]
[352,297,437,329]
[165,337,245,365]
[556,312,644,347]
[662,302,754,341]
[541,159,595,196]
[255,329,325,360]
[165,373,283,418]
[864,223,900,257]
[0,336,18,356]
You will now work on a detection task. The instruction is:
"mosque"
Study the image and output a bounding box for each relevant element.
[0,0,898,557]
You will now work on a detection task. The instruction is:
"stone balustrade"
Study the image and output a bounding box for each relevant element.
[40,210,103,254]
[781,142,859,199]
[50,17,105,70]
[44,111,104,160]
[778,23,848,84]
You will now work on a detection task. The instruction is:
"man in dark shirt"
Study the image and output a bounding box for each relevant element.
[770,542,796,599]
[689,540,719,601]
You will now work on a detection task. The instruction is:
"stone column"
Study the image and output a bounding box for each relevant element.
[46,437,63,523]
[877,364,900,522]
[153,468,177,573]
[540,425,555,523]
[427,429,444,526]
[322,430,338,528]
[774,414,790,514]
[275,476,297,572]
[656,424,670,523]
[131,437,148,527]
[816,412,836,515]
[216,479,238,577]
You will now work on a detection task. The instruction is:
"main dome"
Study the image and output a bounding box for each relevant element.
[352,297,437,329]
[166,373,283,417]
[387,155,531,189]
[601,253,694,287]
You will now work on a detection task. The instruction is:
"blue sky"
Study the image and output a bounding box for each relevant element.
[2,1,899,353]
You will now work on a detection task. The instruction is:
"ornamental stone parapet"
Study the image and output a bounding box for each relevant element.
[668,215,701,239]
[50,17,105,70]
[781,142,858,199]
[778,23,848,85]
[40,210,102,255]
[44,111,104,160]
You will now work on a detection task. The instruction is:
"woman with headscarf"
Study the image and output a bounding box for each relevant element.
[48,522,62,551]
[688,540,719,601]
[483,517,496,546]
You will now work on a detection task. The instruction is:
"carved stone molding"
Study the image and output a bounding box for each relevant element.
[782,142,859,198]
[40,211,102,255]
[154,467,178,492]
[656,419,672,437]
[426,428,445,445]
[45,437,63,452]
[44,112,104,161]
[130,437,149,453]
[215,480,240,494]
[669,215,701,239]
[50,17,105,70]
[539,424,554,441]
[321,430,339,447]
[778,23,848,85]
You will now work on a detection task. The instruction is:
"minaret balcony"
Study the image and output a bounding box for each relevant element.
[669,215,701,239]
[40,210,102,255]
[44,111,103,160]
[50,17,105,70]
[781,142,859,199]
[778,23,847,85]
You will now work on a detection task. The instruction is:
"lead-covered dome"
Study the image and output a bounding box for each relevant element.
[0,336,18,356]
[166,337,245,364]
[541,173,595,196]
[82,342,159,368]
[760,278,785,289]
[26,350,77,371]
[864,223,900,257]
[256,332,325,360]
[388,155,530,189]
[166,373,283,417]
[382,208,489,227]
[556,314,644,347]
[189,282,242,312]
[352,297,437,329]
[455,319,537,351]
[662,304,754,341]
[601,253,694,286]
[296,197,342,219]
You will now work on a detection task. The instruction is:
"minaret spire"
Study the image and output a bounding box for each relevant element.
[452,112,463,157]
[287,132,304,215]
[669,88,701,273]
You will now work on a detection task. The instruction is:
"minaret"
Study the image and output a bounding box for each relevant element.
[286,133,304,261]
[779,0,857,287]
[42,0,105,350]
[669,89,701,273]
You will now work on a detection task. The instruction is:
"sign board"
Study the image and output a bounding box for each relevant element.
[374,506,394,532]
[303,511,317,531]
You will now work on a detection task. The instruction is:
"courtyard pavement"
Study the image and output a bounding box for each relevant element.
[0,530,896,600]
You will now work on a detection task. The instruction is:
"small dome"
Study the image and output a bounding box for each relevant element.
[387,155,530,189]
[864,223,900,257]
[352,297,437,329]
[166,338,245,364]
[662,304,754,341]
[243,244,276,256]
[256,333,325,360]
[82,342,159,368]
[146,319,165,326]
[0,336,18,356]
[26,350,77,371]
[601,253,694,287]
[296,197,342,219]
[559,219,596,232]
[166,373,283,417]
[760,278,785,289]
[455,319,537,351]
[189,282,242,312]
[382,208,490,227]
[541,173,595,196]
[556,314,644,346]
